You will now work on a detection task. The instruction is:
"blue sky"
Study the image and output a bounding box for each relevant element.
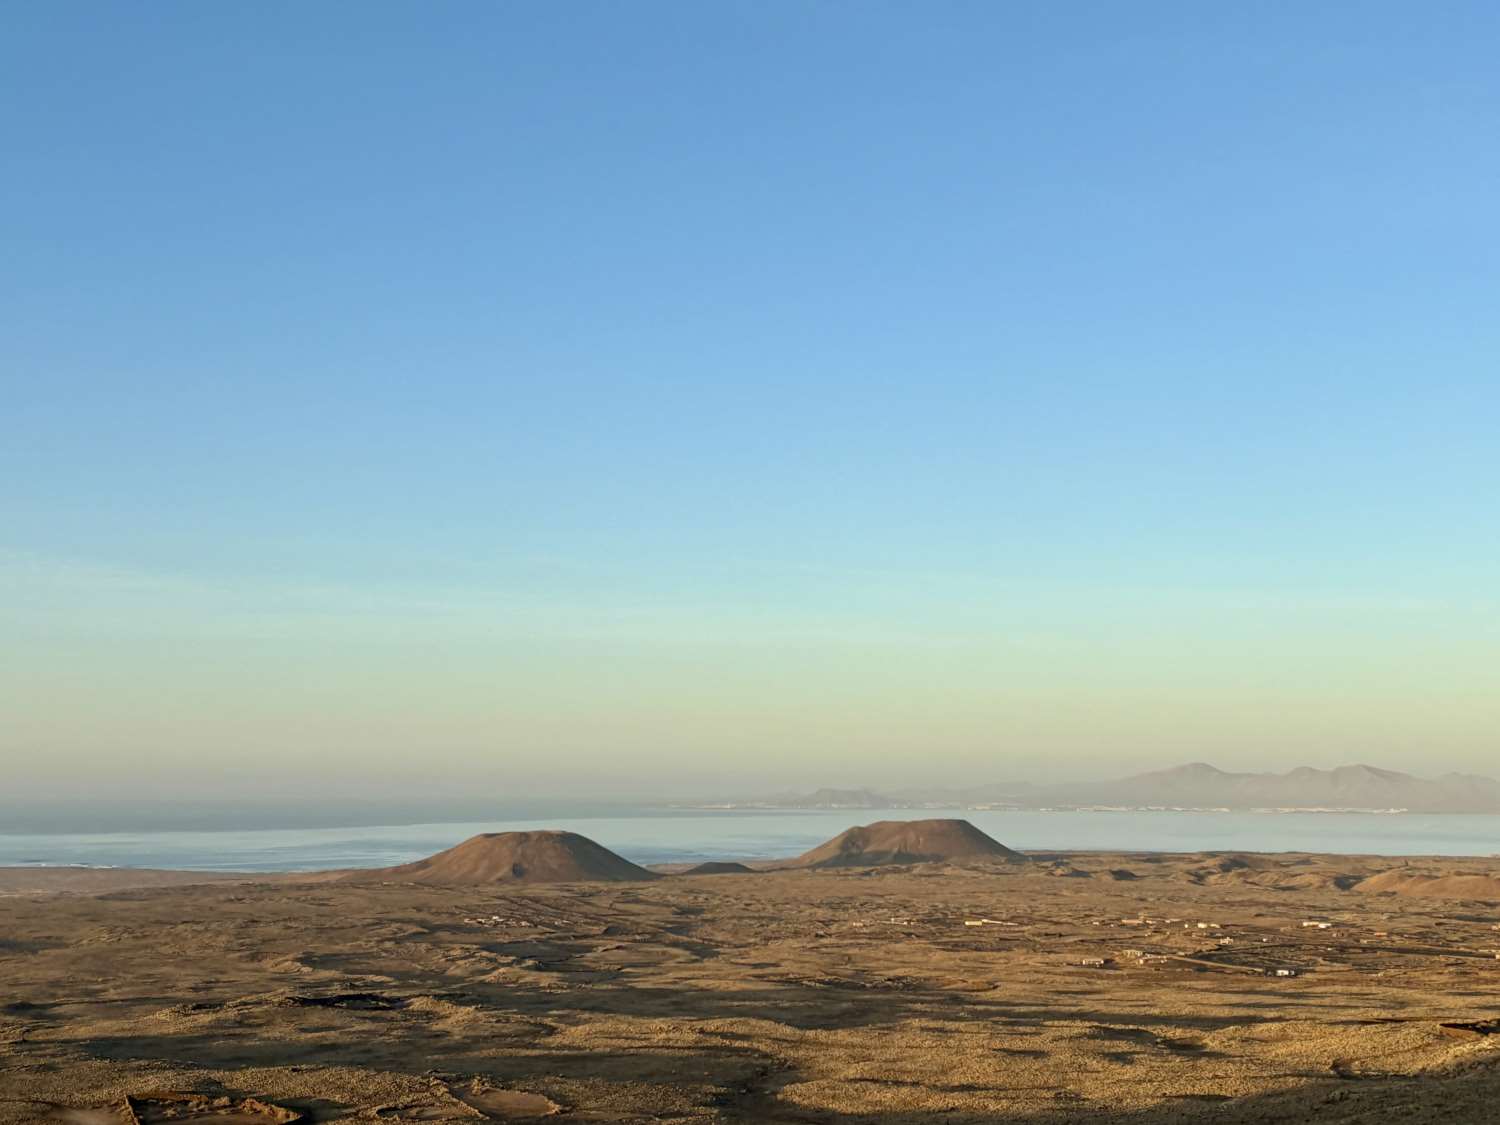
[4,3,1498,799]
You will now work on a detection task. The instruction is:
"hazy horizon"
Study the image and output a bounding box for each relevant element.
[6,4,1499,807]
[3,756,1497,837]
[4,752,1495,825]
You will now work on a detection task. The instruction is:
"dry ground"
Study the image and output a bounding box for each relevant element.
[3,851,1500,1123]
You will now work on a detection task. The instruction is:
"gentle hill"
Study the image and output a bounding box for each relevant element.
[1042,763,1500,812]
[681,861,756,875]
[1353,870,1500,901]
[728,764,1500,813]
[786,818,1025,869]
[342,831,657,885]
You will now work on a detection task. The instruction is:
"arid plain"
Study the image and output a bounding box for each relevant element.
[4,822,1500,1124]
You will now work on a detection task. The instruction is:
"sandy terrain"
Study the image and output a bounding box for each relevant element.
[3,848,1500,1122]
[0,868,253,897]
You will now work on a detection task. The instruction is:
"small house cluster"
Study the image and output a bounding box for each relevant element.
[463,915,533,928]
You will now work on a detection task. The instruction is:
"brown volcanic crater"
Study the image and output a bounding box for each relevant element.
[786,818,1025,869]
[342,830,658,885]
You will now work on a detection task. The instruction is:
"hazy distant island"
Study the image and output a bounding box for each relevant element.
[703,763,1500,815]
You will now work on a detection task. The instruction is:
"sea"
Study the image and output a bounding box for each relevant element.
[2,809,1498,872]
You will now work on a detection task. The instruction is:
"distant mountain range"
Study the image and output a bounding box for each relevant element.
[730,763,1500,814]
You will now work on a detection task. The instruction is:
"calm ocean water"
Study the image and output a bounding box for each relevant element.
[1,809,1498,872]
